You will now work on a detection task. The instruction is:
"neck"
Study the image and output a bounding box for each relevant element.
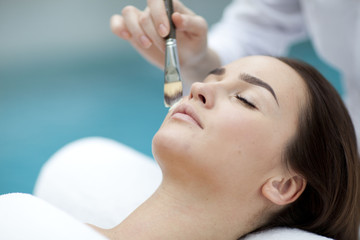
[100,179,265,240]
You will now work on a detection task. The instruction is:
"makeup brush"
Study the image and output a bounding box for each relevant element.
[163,0,183,107]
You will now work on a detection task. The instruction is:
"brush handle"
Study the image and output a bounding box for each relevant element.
[164,0,176,39]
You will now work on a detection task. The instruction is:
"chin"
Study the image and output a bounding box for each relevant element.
[151,126,195,169]
[152,127,186,157]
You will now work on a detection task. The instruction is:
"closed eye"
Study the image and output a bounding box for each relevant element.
[236,95,257,109]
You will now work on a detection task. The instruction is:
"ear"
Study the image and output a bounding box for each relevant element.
[261,175,306,206]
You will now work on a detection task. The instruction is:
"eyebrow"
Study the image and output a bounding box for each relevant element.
[239,73,279,106]
[208,68,279,106]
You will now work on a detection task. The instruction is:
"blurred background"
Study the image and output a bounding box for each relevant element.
[0,0,342,195]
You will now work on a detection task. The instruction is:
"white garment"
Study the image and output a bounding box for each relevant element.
[209,0,360,148]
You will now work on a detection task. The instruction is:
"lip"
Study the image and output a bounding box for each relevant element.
[170,103,203,129]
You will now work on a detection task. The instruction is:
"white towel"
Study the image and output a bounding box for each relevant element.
[0,193,107,240]
[34,137,162,228]
[243,227,332,240]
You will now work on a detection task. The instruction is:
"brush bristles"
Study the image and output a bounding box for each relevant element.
[164,81,183,107]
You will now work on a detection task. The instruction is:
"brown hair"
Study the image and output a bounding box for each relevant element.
[261,57,360,240]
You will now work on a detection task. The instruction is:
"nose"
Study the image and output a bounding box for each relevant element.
[189,82,215,108]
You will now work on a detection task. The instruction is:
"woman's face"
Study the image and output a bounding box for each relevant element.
[153,56,307,196]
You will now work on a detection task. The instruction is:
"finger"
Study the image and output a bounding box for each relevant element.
[136,44,166,69]
[147,0,171,38]
[172,12,207,36]
[139,7,166,53]
[122,6,152,48]
[110,14,131,39]
[173,0,195,15]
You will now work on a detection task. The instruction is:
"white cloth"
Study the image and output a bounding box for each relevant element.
[34,137,162,229]
[208,0,360,148]
[33,137,331,239]
[0,193,107,240]
[243,227,332,240]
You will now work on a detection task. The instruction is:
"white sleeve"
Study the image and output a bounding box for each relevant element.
[208,0,308,65]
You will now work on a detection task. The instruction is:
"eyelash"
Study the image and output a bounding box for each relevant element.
[236,95,257,109]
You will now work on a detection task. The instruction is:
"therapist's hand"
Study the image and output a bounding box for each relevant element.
[110,0,220,84]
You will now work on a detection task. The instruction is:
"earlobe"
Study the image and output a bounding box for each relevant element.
[262,175,306,206]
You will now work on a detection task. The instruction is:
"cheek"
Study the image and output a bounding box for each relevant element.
[209,116,260,154]
[206,114,280,170]
[201,117,284,192]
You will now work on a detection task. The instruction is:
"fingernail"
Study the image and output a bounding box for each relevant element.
[139,35,151,48]
[158,24,168,37]
[120,31,130,39]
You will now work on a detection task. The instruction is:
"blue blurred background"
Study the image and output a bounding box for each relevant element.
[0,0,342,195]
